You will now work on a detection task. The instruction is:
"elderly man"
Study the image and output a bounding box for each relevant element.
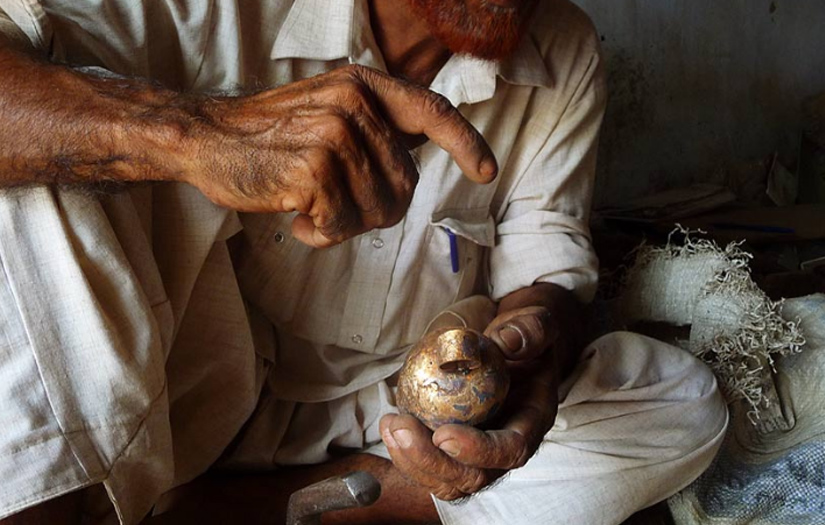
[0,0,727,524]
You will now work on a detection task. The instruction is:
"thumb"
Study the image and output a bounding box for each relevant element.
[485,306,555,361]
[350,65,498,184]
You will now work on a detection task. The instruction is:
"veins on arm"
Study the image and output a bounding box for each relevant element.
[0,42,201,189]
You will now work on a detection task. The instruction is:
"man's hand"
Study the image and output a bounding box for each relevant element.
[186,65,497,247]
[0,42,496,247]
[381,284,580,500]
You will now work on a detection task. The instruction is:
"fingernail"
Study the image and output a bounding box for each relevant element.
[439,440,461,457]
[498,326,525,353]
[392,429,413,448]
[479,157,498,180]
[382,428,399,449]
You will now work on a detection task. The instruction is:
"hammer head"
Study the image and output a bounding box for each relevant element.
[286,471,382,525]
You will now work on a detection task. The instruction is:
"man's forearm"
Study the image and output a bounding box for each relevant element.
[0,41,496,247]
[0,43,195,188]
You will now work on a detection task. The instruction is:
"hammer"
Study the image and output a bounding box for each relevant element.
[285,471,382,525]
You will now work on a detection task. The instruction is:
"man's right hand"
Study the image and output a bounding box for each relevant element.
[0,39,496,247]
[184,65,497,248]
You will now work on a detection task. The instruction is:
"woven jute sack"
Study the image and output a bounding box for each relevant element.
[669,294,825,525]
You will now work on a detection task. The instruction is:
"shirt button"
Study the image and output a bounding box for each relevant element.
[371,238,385,249]
[273,232,285,243]
[351,334,363,345]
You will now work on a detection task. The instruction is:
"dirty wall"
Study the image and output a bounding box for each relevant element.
[570,0,825,207]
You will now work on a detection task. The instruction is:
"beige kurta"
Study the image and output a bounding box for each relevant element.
[0,2,723,525]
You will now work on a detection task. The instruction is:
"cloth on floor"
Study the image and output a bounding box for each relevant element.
[669,294,825,525]
[617,228,805,421]
[610,230,822,523]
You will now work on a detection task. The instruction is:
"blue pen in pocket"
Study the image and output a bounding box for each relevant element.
[442,227,460,274]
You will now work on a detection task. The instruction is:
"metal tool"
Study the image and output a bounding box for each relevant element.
[285,471,382,525]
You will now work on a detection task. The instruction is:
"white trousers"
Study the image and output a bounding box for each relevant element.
[0,188,727,524]
[434,331,728,525]
[227,331,728,525]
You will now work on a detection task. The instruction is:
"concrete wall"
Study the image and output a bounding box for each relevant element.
[569,0,825,207]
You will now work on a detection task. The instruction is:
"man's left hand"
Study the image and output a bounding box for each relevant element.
[380,303,563,501]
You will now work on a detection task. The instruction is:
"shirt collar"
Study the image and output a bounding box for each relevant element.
[271,0,552,105]
[270,0,385,69]
[431,34,553,107]
[498,34,554,90]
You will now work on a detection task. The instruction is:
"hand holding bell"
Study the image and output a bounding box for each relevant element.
[396,328,510,431]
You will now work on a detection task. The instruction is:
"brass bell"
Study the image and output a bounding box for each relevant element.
[396,327,510,431]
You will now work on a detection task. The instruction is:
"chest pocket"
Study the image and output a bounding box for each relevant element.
[392,208,496,349]
[237,207,496,354]
[429,208,496,300]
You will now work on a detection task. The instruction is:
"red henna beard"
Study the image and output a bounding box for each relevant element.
[405,0,537,60]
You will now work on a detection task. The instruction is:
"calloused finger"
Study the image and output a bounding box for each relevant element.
[380,415,492,500]
[350,108,419,228]
[432,423,535,471]
[433,362,560,470]
[484,306,555,361]
[349,66,498,184]
[379,415,445,491]
[291,214,337,248]
[291,165,361,247]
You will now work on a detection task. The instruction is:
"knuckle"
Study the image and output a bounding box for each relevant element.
[306,150,337,182]
[360,202,388,229]
[319,114,353,142]
[384,190,413,228]
[511,434,531,468]
[369,204,390,227]
[337,80,372,110]
[526,313,548,339]
[392,459,415,480]
[400,171,417,196]
[398,148,418,178]
[381,207,405,229]
[352,172,392,226]
[319,212,358,242]
[387,139,419,188]
[456,120,483,151]
[398,157,419,194]
[311,189,360,243]
[343,63,368,79]
[460,469,489,495]
[372,195,401,227]
[343,64,387,92]
[421,91,454,119]
[436,486,464,502]
[395,464,428,490]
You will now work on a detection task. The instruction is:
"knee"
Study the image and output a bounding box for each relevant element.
[579,331,729,454]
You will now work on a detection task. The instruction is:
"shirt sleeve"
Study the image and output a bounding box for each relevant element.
[489,45,607,303]
[0,1,50,51]
[0,5,35,51]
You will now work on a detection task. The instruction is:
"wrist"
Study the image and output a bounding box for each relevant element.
[64,65,205,185]
[120,93,206,185]
[162,95,242,190]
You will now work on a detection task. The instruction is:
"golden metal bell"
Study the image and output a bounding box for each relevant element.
[396,327,510,431]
